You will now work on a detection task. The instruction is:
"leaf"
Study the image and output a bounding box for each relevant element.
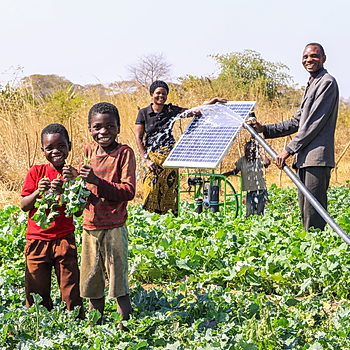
[215,312,229,323]
[166,341,181,350]
[154,339,166,346]
[242,344,259,350]
[176,259,192,271]
[296,262,313,271]
[246,273,261,286]
[136,341,148,349]
[285,298,299,307]
[271,272,284,282]
[36,338,54,348]
[300,278,312,292]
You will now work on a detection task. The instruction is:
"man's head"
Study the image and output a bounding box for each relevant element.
[88,102,120,129]
[302,43,326,76]
[41,123,71,169]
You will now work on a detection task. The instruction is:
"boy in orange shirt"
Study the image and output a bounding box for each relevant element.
[64,102,136,327]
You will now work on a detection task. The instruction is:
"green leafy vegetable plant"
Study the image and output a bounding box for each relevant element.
[60,155,91,217]
[60,176,90,217]
[32,158,91,228]
[31,187,60,230]
[3,185,350,348]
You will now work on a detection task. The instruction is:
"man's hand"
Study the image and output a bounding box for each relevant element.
[245,120,264,133]
[275,149,291,169]
[37,177,51,193]
[80,165,99,185]
[51,178,64,194]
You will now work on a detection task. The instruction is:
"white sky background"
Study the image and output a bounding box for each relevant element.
[1,0,349,98]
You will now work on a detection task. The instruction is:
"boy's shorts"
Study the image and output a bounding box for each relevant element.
[80,226,129,299]
[24,232,83,314]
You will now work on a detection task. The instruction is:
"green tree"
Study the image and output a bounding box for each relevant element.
[21,74,72,100]
[210,49,292,100]
[43,86,87,122]
[20,74,88,121]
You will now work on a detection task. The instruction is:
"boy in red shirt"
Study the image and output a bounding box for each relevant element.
[64,102,136,327]
[21,123,84,318]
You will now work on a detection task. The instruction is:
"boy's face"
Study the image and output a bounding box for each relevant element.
[245,145,257,161]
[41,133,71,170]
[89,113,120,152]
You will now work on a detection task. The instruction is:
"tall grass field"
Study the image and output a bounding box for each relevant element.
[0,75,349,207]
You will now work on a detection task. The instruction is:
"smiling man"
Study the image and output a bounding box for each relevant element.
[252,43,339,230]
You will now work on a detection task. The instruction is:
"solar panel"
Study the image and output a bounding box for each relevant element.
[163,101,257,169]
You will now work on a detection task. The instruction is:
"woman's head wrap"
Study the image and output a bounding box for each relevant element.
[149,80,169,95]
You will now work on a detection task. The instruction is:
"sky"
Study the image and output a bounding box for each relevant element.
[1,0,349,99]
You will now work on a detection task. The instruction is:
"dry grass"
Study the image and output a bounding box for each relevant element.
[0,79,349,209]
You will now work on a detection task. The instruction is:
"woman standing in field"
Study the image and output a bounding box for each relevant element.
[135,80,226,216]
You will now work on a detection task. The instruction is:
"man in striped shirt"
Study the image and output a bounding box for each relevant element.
[64,102,136,328]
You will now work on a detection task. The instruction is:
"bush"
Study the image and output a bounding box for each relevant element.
[210,49,293,100]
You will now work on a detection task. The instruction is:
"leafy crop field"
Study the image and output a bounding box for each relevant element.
[1,184,350,349]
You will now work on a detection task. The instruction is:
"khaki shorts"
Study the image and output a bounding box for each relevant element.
[80,226,129,299]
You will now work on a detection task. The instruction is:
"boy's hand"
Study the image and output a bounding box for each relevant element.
[37,177,51,193]
[80,164,99,185]
[51,178,64,194]
[62,165,79,181]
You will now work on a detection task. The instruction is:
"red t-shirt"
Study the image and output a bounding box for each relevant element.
[82,143,136,230]
[21,164,75,240]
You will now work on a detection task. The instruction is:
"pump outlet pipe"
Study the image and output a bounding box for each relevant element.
[243,122,350,246]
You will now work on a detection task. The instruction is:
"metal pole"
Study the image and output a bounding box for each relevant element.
[243,122,350,245]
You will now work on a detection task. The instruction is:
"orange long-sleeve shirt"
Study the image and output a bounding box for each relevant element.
[81,143,136,230]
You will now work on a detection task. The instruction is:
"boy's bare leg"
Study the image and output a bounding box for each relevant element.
[117,294,131,330]
[89,296,105,325]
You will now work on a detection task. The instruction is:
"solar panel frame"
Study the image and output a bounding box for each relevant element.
[163,101,257,169]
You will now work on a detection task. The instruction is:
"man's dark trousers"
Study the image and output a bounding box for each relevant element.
[296,166,331,230]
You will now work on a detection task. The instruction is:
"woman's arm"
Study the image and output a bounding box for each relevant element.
[180,97,228,117]
[135,124,156,171]
[203,97,228,105]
